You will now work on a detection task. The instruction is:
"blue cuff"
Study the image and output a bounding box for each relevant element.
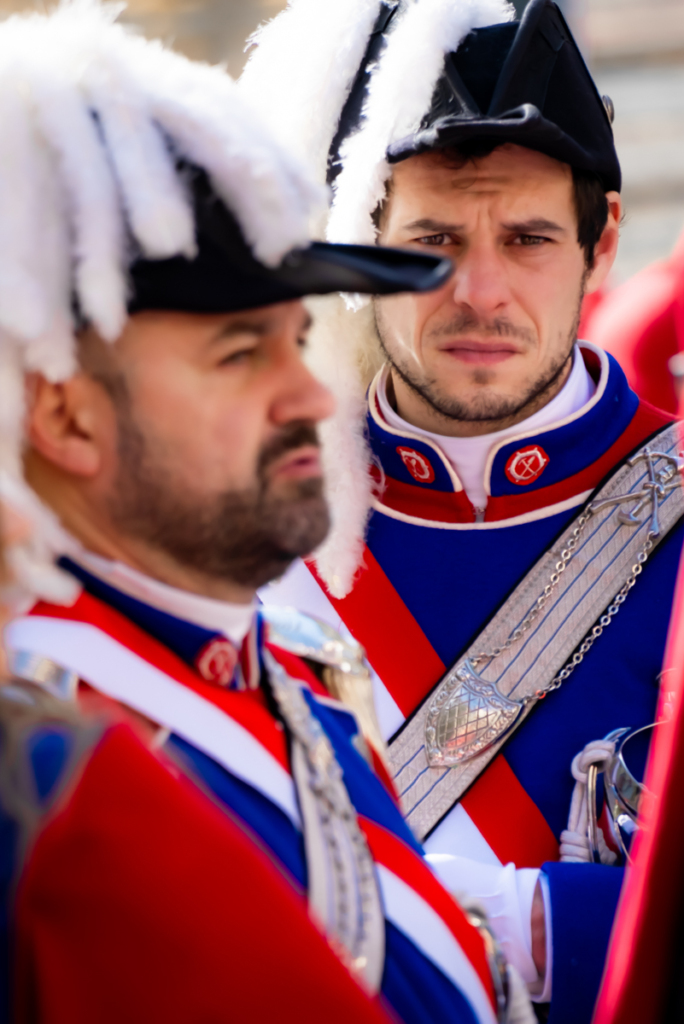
[543,862,624,1024]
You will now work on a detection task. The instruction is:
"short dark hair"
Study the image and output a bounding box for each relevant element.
[571,166,609,267]
[375,140,610,267]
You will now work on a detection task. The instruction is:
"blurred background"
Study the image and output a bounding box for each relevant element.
[1,0,682,284]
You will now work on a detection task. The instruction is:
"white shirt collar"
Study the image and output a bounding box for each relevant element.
[72,550,256,646]
[376,344,597,509]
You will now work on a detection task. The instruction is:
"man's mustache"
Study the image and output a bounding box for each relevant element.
[429,312,535,343]
[259,422,320,475]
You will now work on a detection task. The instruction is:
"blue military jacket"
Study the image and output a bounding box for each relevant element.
[264,343,683,1023]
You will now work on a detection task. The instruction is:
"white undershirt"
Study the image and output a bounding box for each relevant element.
[377,345,596,509]
[73,550,256,645]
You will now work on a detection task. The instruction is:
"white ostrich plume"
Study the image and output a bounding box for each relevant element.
[241,0,383,193]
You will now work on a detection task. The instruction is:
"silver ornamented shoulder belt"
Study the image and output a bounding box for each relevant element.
[264,651,386,994]
[387,426,684,841]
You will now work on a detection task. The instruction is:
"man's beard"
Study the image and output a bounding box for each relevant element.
[375,291,584,427]
[107,413,330,590]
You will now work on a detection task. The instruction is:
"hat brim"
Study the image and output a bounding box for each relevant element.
[128,239,453,316]
[275,242,453,297]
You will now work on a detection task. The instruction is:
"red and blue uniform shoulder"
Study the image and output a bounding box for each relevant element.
[0,680,394,1024]
[261,602,369,695]
[261,604,397,793]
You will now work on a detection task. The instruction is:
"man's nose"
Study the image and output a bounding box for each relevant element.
[270,352,336,427]
[449,240,512,315]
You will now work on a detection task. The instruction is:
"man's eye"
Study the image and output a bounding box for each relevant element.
[218,348,253,366]
[514,234,548,246]
[416,233,450,246]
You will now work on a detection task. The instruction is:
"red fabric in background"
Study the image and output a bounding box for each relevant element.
[581,229,684,415]
[14,724,394,1024]
[578,286,608,340]
[584,238,684,1022]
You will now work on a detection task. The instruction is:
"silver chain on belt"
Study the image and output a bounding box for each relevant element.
[469,446,682,704]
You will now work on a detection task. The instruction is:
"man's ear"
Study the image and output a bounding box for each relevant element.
[584,191,621,294]
[26,372,115,477]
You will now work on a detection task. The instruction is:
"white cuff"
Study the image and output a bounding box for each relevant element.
[425,854,541,988]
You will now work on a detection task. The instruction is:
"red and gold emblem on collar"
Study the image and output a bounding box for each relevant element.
[505,445,550,485]
[396,446,435,483]
[195,637,239,686]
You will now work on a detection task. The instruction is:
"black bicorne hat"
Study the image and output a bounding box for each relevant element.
[128,165,453,316]
[329,0,620,193]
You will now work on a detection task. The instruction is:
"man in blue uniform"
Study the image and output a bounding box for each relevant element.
[0,4,535,1023]
[242,1,684,1019]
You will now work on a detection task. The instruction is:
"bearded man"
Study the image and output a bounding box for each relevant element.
[0,6,537,1024]
[242,1,684,1021]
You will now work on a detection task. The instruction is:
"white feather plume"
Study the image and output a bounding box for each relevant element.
[0,344,26,481]
[328,0,515,243]
[31,56,128,344]
[241,0,383,190]
[303,296,382,597]
[142,53,321,266]
[0,470,82,612]
[0,87,54,345]
[88,65,197,262]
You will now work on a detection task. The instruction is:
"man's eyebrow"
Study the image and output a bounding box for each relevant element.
[402,218,466,233]
[211,311,313,343]
[502,218,566,234]
[213,320,269,341]
[402,217,567,236]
